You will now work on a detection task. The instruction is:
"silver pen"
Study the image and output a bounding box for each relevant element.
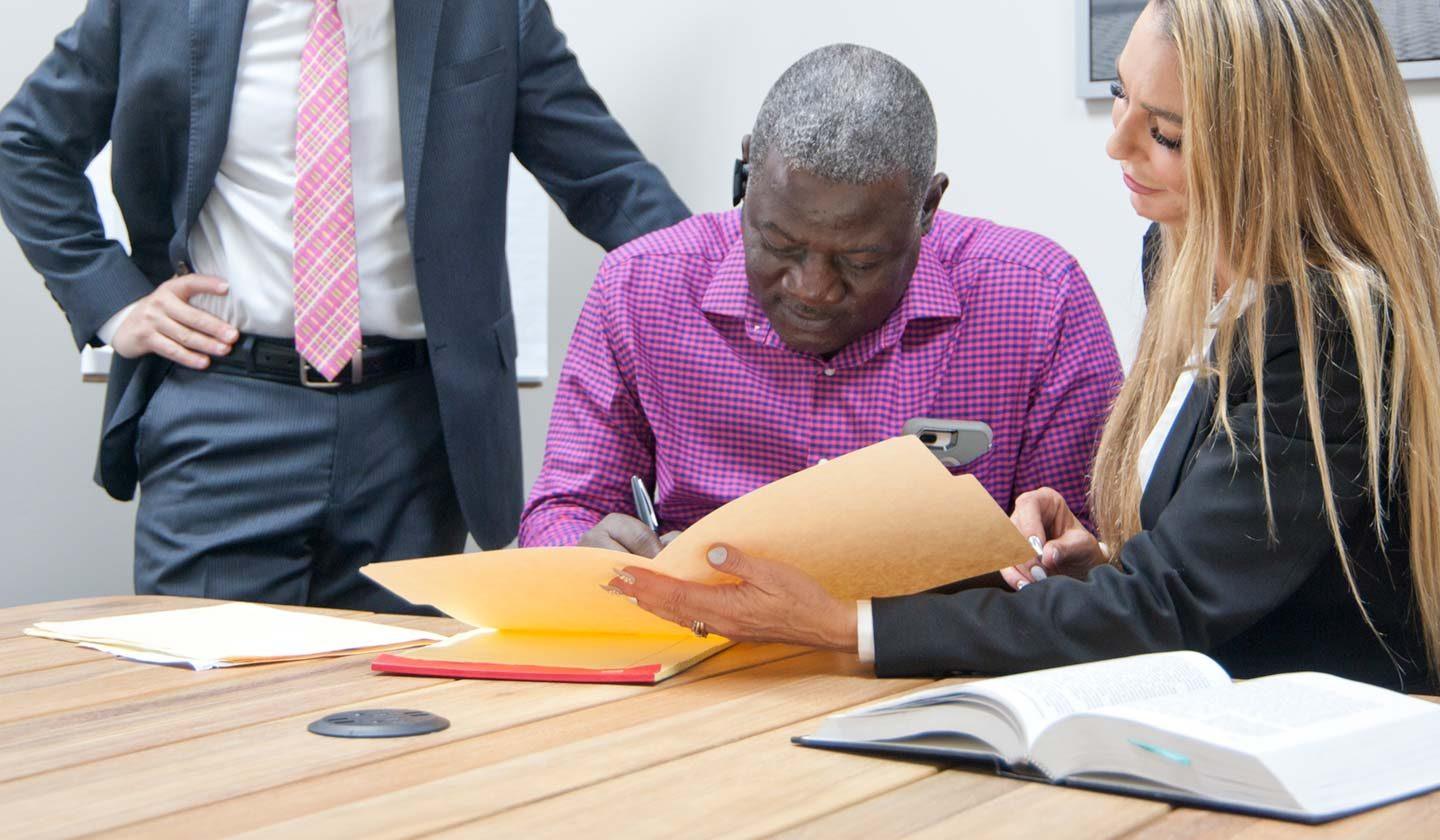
[630,475,660,533]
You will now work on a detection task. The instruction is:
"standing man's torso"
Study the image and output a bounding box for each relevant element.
[188,0,421,339]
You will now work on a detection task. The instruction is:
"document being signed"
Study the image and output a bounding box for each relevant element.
[363,435,1034,683]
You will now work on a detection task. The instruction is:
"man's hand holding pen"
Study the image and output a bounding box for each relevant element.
[577,476,681,558]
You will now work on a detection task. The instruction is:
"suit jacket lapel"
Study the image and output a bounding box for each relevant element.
[182,0,248,253]
[1139,380,1211,529]
[394,0,446,237]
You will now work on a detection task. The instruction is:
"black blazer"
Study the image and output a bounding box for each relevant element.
[0,1,689,548]
[874,239,1431,692]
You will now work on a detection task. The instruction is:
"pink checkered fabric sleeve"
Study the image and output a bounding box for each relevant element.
[518,257,656,547]
[1009,261,1123,529]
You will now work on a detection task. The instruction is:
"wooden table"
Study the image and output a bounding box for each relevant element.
[1,596,1435,839]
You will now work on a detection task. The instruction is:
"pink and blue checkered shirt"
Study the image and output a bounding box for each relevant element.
[519,209,1123,547]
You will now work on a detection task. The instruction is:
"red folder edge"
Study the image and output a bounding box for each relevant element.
[371,653,664,684]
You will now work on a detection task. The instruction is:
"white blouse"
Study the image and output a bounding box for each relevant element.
[1137,295,1239,490]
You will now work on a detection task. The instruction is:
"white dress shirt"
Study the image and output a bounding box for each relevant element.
[100,0,421,343]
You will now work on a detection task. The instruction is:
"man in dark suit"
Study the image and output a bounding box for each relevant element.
[0,0,688,612]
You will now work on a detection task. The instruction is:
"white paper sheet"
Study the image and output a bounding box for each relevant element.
[26,602,444,667]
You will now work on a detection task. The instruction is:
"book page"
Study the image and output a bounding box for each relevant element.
[1089,672,1437,749]
[1033,672,1440,816]
[963,652,1231,746]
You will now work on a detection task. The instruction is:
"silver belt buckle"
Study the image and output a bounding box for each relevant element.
[299,347,364,388]
[299,357,341,389]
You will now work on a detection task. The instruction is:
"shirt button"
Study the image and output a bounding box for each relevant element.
[751,324,763,332]
[822,367,836,377]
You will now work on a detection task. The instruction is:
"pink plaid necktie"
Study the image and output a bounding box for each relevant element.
[293,0,360,381]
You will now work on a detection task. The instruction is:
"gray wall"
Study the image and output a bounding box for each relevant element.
[6,0,1440,607]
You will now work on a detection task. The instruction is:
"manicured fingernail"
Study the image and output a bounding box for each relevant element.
[1016,580,1029,590]
[612,568,636,585]
[1028,535,1043,555]
[1030,566,1048,581]
[218,283,229,292]
[600,584,625,596]
[1044,547,1059,566]
[707,547,727,566]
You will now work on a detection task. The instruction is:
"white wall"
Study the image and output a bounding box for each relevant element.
[6,0,1440,607]
[0,1,135,607]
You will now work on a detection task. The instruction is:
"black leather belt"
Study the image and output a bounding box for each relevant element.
[205,334,429,389]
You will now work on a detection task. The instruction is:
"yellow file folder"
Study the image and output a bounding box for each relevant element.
[363,436,1035,683]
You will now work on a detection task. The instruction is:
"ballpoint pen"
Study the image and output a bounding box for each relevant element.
[630,475,660,533]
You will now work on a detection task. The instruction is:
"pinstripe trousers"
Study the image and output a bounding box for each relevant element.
[132,365,467,614]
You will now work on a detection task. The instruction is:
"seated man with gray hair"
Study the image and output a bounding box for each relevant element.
[521,45,1122,577]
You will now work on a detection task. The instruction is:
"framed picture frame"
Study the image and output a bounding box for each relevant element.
[1076,0,1440,99]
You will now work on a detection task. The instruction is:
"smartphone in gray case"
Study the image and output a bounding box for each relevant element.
[902,418,993,468]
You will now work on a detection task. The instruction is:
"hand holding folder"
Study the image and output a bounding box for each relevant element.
[363,436,1036,683]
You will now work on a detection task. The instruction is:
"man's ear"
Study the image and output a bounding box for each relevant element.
[733,135,753,207]
[919,172,949,235]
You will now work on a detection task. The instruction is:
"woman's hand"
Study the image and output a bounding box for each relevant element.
[606,545,858,651]
[1002,488,1109,590]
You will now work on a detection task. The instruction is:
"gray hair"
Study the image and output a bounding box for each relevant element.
[750,44,938,207]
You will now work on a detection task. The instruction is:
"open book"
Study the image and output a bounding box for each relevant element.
[362,436,1035,684]
[796,652,1440,822]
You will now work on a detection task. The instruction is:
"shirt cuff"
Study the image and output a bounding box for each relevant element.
[856,599,875,664]
[96,303,138,346]
[516,514,600,548]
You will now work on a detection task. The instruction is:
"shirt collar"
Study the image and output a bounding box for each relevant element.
[699,230,760,322]
[700,222,964,364]
[889,239,965,326]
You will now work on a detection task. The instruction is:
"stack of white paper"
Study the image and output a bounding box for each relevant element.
[25,603,445,670]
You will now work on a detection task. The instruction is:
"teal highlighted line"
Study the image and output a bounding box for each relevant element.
[1127,739,1191,766]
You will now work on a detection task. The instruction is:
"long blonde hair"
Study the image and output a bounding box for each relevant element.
[1090,0,1440,677]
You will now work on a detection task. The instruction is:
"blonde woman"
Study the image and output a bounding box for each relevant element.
[609,0,1440,692]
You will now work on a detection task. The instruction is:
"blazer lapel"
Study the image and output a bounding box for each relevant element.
[181,0,248,255]
[1139,380,1212,528]
[394,0,446,236]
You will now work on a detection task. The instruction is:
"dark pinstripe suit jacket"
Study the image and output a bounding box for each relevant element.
[0,0,689,548]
